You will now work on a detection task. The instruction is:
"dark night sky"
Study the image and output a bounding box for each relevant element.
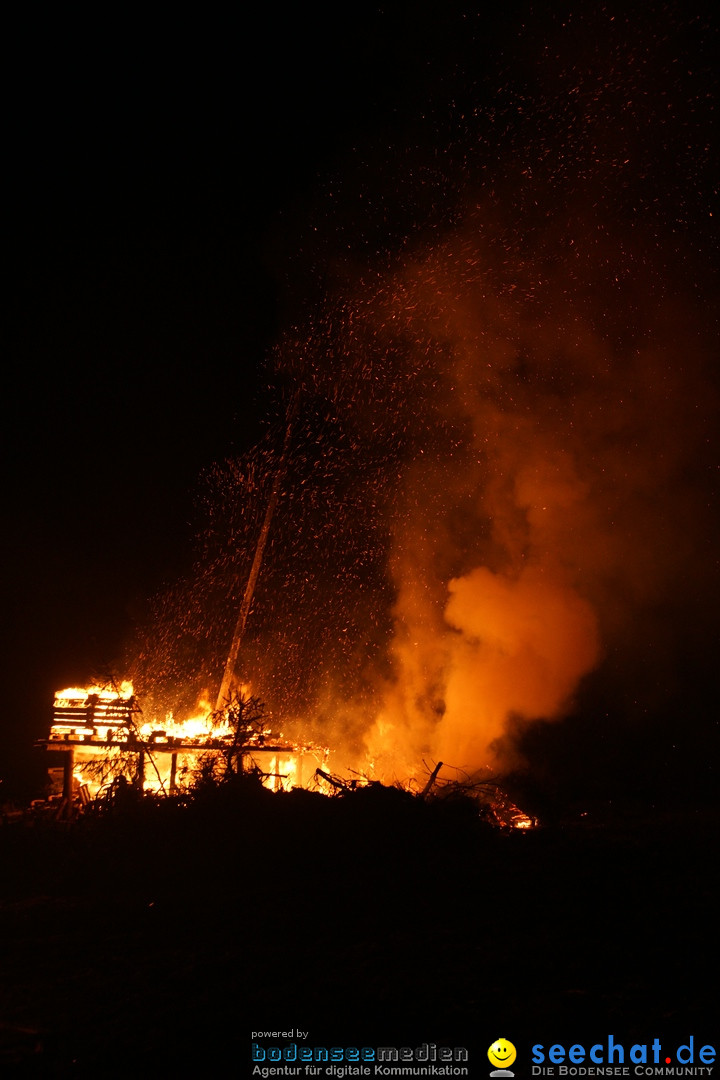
[3,2,718,800]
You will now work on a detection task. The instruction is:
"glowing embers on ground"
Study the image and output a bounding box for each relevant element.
[415,761,538,830]
[489,793,536,830]
[44,681,328,800]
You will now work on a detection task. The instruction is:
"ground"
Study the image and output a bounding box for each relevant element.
[0,784,715,1076]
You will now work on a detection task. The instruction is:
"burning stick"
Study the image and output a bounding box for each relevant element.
[215,393,300,712]
[420,760,444,800]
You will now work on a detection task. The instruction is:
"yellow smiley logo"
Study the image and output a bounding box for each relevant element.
[488,1039,517,1069]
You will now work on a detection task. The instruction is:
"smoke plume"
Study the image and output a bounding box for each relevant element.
[133,3,718,789]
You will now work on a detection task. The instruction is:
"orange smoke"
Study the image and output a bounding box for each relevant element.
[346,205,717,783]
[365,564,600,779]
[442,567,598,757]
[363,443,602,779]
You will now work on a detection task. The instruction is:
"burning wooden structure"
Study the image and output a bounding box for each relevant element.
[39,682,327,805]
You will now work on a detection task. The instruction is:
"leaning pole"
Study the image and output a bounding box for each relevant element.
[215,394,299,713]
